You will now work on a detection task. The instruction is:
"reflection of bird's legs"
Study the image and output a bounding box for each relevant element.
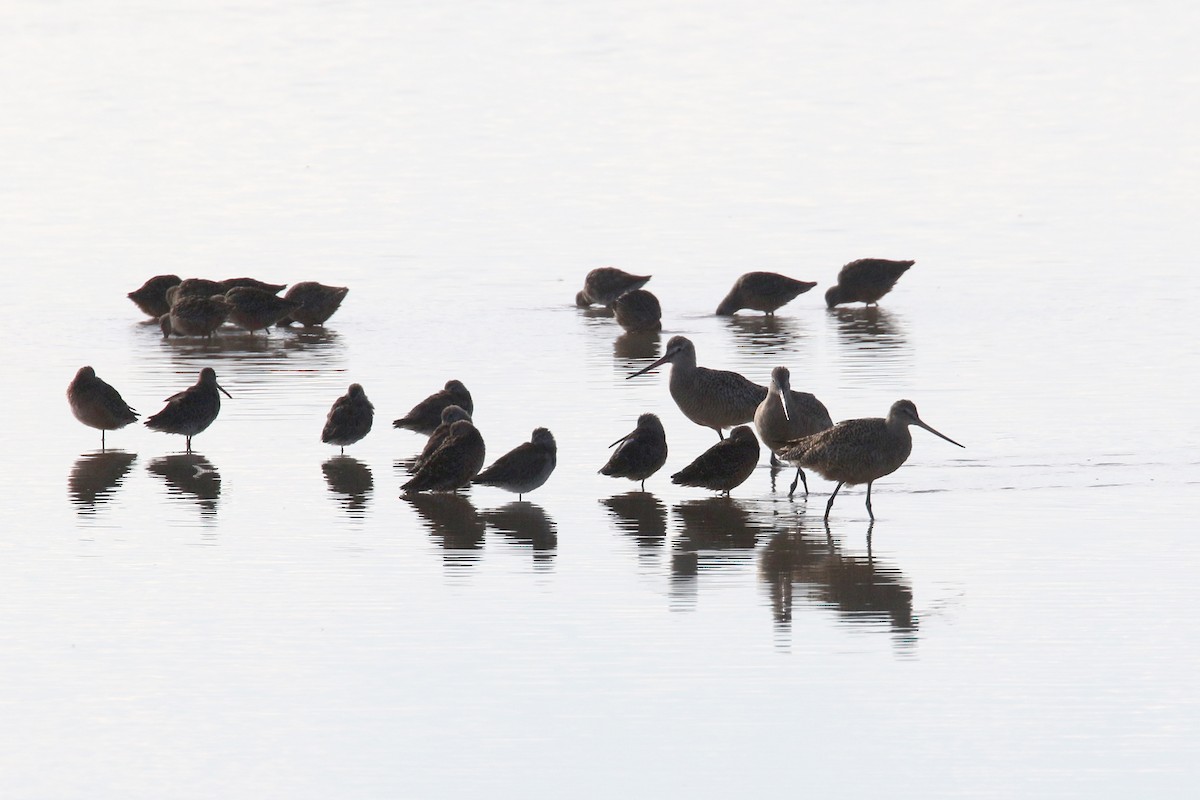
[823,481,844,520]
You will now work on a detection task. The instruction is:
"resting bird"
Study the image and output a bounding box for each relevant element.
[401,419,486,493]
[472,427,557,500]
[144,367,232,453]
[599,413,668,491]
[321,383,374,454]
[393,380,474,436]
[67,366,139,449]
[670,426,760,496]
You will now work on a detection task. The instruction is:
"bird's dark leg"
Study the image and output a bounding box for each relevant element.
[716,428,725,440]
[640,479,646,491]
[823,482,844,520]
[865,481,874,520]
[101,430,106,451]
[770,452,779,467]
[186,435,192,454]
[789,467,808,499]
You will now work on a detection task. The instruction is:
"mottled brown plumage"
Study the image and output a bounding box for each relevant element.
[393,380,474,435]
[411,405,473,472]
[67,366,139,449]
[753,366,833,497]
[779,399,963,519]
[575,267,651,307]
[161,294,230,338]
[716,272,817,316]
[224,287,300,334]
[628,335,767,439]
[127,274,181,318]
[401,419,486,493]
[671,425,760,495]
[280,282,349,326]
[321,383,374,453]
[824,259,914,308]
[612,289,662,332]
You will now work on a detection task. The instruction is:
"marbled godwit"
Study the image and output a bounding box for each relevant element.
[599,413,668,490]
[127,274,181,318]
[670,425,760,496]
[393,380,474,435]
[224,287,300,334]
[612,289,662,333]
[627,335,767,439]
[824,259,914,308]
[321,383,374,453]
[401,419,486,493]
[144,367,232,453]
[753,366,833,497]
[67,366,139,449]
[716,272,817,316]
[218,277,287,294]
[412,405,473,472]
[160,294,230,338]
[779,399,963,520]
[575,267,651,307]
[280,281,349,326]
[472,427,557,499]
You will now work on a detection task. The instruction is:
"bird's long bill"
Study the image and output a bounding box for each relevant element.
[608,431,632,449]
[916,419,964,448]
[626,351,673,380]
[781,399,791,421]
[217,383,233,399]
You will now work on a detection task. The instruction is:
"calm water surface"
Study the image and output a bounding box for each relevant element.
[3,0,1199,797]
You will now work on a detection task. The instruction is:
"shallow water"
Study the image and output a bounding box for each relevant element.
[3,0,1199,797]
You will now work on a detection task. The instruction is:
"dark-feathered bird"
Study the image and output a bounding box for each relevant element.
[628,335,767,439]
[411,405,473,472]
[599,413,668,490]
[218,277,287,294]
[67,366,139,449]
[224,287,301,334]
[612,289,663,332]
[473,427,557,500]
[575,267,651,307]
[715,272,817,316]
[144,367,232,453]
[127,275,181,318]
[169,278,225,302]
[280,282,349,326]
[321,383,374,454]
[401,419,486,493]
[670,425,760,495]
[779,399,963,520]
[824,259,914,308]
[160,293,230,338]
[393,380,474,435]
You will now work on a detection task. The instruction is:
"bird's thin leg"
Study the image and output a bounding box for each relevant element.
[865,481,874,520]
[101,430,106,451]
[823,481,844,520]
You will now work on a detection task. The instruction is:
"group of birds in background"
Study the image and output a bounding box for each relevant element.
[68,256,962,519]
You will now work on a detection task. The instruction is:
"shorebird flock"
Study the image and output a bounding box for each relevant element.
[70,259,963,519]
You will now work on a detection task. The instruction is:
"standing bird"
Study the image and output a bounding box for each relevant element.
[627,335,767,439]
[144,367,232,453]
[127,274,182,318]
[716,272,817,316]
[779,399,963,520]
[671,426,761,496]
[472,427,557,500]
[575,267,651,307]
[599,413,668,490]
[160,293,230,338]
[612,289,662,333]
[824,258,914,308]
[753,366,833,497]
[321,383,375,454]
[224,287,301,334]
[279,281,349,326]
[401,419,486,493]
[412,405,474,472]
[67,366,139,449]
[393,380,474,435]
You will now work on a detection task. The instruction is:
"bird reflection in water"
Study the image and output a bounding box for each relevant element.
[613,330,661,363]
[322,456,373,516]
[759,519,916,649]
[670,496,767,610]
[147,453,221,518]
[402,492,486,566]
[68,451,136,514]
[600,491,667,552]
[482,501,557,566]
[830,306,907,350]
[723,314,806,358]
